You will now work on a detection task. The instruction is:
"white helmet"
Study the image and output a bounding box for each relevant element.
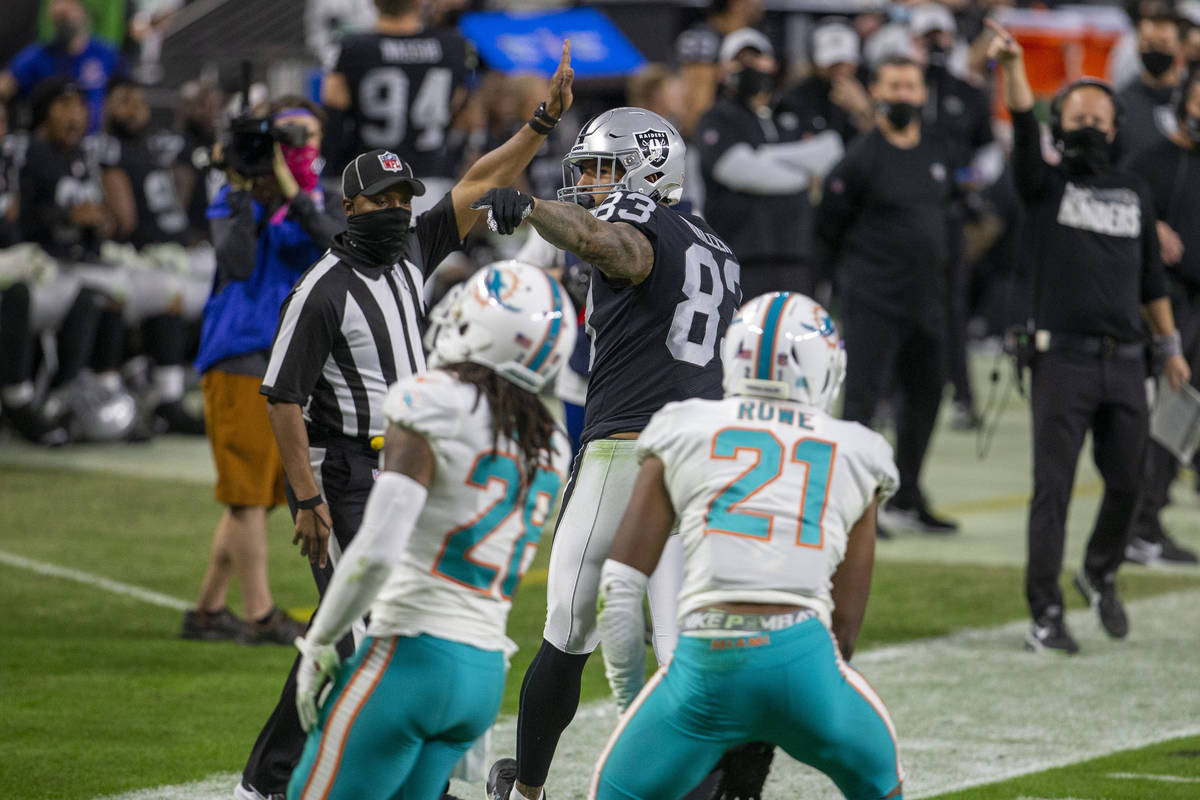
[558,107,686,206]
[428,261,577,394]
[422,280,470,356]
[721,292,846,411]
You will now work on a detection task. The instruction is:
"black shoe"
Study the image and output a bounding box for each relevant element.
[234,779,285,800]
[1025,608,1079,654]
[949,400,982,431]
[875,523,894,540]
[1074,571,1128,638]
[238,607,307,646]
[2,401,70,446]
[880,500,959,534]
[1159,534,1198,565]
[155,399,205,435]
[714,741,775,800]
[486,758,521,800]
[180,607,243,641]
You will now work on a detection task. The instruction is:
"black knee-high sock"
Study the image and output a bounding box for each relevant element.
[52,288,104,389]
[515,640,590,788]
[1,283,34,387]
[142,312,186,367]
[88,306,125,375]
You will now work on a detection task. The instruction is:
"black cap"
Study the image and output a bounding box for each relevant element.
[341,149,426,199]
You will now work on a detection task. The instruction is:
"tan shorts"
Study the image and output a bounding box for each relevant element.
[202,370,286,508]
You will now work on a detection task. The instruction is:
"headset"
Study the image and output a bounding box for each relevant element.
[1048,77,1125,142]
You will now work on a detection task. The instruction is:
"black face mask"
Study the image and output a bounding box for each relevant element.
[52,19,80,49]
[1060,126,1112,175]
[346,206,411,266]
[109,118,142,140]
[1141,49,1176,78]
[732,67,774,105]
[881,101,919,129]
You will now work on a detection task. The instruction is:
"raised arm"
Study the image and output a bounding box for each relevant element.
[526,198,654,285]
[449,41,574,240]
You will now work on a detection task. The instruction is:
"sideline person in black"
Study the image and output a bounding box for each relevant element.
[989,21,1191,655]
[696,28,842,299]
[235,43,575,800]
[816,54,959,535]
[1125,66,1200,566]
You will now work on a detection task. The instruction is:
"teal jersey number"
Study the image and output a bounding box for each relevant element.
[435,452,561,597]
[705,428,835,547]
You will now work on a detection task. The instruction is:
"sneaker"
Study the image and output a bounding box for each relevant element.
[879,500,959,534]
[949,400,982,431]
[238,607,307,646]
[2,402,70,446]
[875,522,894,540]
[486,758,526,800]
[234,779,284,800]
[1025,608,1079,654]
[1159,534,1198,565]
[180,607,243,641]
[1125,536,1163,566]
[1074,571,1128,638]
[714,741,775,800]
[155,399,205,435]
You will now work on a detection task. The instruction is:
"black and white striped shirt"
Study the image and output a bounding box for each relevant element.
[261,193,461,441]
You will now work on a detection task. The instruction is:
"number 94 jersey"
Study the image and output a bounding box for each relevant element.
[638,396,899,628]
[581,191,741,444]
[370,371,571,657]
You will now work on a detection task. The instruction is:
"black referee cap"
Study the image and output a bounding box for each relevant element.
[342,149,426,199]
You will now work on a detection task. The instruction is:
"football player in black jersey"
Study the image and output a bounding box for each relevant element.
[321,0,470,209]
[473,107,743,800]
[92,77,204,433]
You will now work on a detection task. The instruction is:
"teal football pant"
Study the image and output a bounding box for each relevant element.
[288,634,505,800]
[588,617,903,800]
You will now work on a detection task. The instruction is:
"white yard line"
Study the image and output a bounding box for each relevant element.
[87,590,1200,800]
[1106,773,1200,784]
[0,549,190,611]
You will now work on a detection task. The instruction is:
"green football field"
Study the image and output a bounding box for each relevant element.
[3,370,1200,800]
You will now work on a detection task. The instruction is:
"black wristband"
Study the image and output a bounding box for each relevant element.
[529,101,559,135]
[296,494,324,510]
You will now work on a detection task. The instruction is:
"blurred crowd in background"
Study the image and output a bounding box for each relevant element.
[1,0,1198,459]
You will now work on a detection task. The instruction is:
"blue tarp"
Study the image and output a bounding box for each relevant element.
[459,8,645,78]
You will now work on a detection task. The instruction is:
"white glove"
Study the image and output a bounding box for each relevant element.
[295,635,341,733]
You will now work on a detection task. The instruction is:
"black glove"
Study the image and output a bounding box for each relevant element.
[471,188,535,235]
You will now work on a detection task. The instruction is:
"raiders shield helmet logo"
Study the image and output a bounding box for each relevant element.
[634,129,670,168]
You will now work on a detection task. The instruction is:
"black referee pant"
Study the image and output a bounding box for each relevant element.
[1026,343,1148,621]
[242,436,378,796]
[1133,285,1200,542]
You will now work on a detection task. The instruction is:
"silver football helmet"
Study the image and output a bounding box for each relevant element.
[558,107,686,206]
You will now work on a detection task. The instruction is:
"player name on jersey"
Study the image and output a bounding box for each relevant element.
[379,38,444,64]
[734,399,817,430]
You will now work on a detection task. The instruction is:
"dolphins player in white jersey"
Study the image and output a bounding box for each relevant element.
[286,262,575,800]
[591,291,904,800]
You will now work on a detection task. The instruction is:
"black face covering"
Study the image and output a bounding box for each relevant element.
[52,19,80,49]
[881,101,919,129]
[1060,126,1112,175]
[1141,49,1176,78]
[732,67,774,105]
[109,118,142,140]
[346,206,411,266]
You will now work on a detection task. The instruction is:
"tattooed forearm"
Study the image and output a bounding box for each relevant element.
[528,199,654,283]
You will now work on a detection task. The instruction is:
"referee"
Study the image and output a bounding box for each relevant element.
[236,44,576,800]
[988,22,1190,655]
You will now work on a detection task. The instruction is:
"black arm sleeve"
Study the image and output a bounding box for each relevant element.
[287,191,344,251]
[210,190,258,282]
[1009,109,1054,204]
[412,191,463,275]
[1139,183,1167,304]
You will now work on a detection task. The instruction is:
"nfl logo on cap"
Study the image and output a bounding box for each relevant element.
[378,152,404,172]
